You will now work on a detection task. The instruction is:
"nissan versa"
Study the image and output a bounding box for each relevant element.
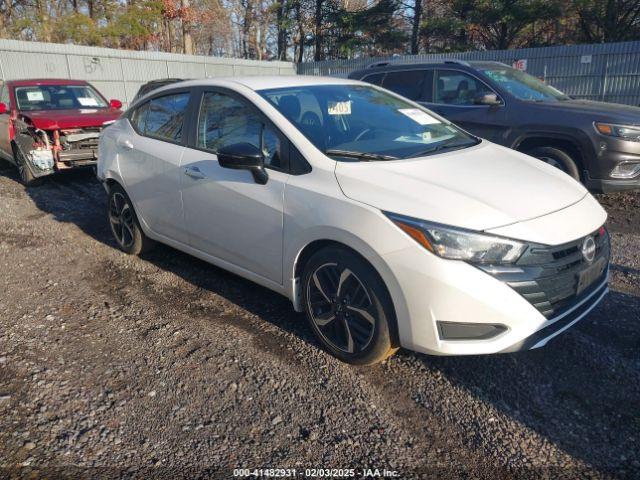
[97,77,610,365]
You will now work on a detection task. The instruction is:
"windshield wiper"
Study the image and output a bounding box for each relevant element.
[408,139,477,159]
[325,149,398,161]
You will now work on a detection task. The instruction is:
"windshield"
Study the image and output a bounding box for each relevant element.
[479,66,569,102]
[15,84,109,111]
[258,85,479,160]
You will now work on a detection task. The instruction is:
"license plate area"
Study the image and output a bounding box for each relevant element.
[576,257,607,296]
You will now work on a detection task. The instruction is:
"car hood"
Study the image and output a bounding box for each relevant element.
[529,98,640,124]
[334,141,589,232]
[20,108,122,130]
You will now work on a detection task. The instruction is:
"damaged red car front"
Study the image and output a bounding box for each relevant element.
[0,79,122,185]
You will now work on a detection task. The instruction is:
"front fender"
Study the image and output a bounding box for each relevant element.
[509,126,596,167]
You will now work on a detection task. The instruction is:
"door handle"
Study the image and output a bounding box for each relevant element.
[117,138,134,150]
[184,166,206,180]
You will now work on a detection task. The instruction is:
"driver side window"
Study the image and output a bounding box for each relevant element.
[435,70,493,106]
[197,91,283,169]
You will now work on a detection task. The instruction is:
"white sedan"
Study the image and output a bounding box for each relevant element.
[98,76,609,364]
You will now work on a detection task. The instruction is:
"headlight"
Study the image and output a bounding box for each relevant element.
[595,122,640,142]
[385,212,527,264]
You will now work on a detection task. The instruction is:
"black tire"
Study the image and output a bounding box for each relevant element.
[526,146,581,181]
[12,143,43,187]
[107,183,155,255]
[301,246,398,365]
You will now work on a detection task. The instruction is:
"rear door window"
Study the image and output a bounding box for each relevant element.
[130,102,149,133]
[144,93,190,142]
[382,70,428,101]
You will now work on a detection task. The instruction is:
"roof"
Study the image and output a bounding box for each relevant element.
[165,75,362,92]
[349,60,509,77]
[126,75,367,106]
[7,78,90,87]
[233,75,362,90]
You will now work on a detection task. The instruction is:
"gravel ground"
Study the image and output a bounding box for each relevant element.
[0,162,638,479]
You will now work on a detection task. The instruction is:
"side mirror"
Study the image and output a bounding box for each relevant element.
[110,99,123,109]
[217,143,268,185]
[474,93,501,106]
[0,103,7,114]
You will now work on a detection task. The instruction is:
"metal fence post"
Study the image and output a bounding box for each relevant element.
[119,57,129,105]
[601,54,609,102]
[65,54,72,79]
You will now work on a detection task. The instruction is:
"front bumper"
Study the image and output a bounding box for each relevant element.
[502,276,608,352]
[586,136,640,192]
[381,219,610,356]
[584,172,640,193]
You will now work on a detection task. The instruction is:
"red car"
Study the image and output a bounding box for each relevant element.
[0,79,123,185]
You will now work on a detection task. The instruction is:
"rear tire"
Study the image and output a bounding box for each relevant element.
[526,146,580,181]
[107,183,155,255]
[301,246,398,365]
[12,144,43,187]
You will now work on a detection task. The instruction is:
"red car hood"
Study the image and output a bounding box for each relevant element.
[20,108,122,130]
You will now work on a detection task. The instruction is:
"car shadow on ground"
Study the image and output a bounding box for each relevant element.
[1,162,317,347]
[7,166,640,475]
[405,290,640,474]
[0,160,114,244]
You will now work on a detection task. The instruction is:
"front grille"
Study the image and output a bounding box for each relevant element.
[481,227,610,318]
[59,127,101,159]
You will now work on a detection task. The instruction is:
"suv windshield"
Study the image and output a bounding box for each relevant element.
[479,66,570,102]
[15,84,108,111]
[258,85,479,160]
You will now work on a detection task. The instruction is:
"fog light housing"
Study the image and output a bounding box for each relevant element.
[437,321,508,341]
[610,162,640,179]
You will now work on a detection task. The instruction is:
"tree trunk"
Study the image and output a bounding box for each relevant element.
[36,0,52,42]
[314,0,323,61]
[242,0,252,58]
[410,0,422,55]
[277,0,288,61]
[294,0,304,62]
[181,0,194,54]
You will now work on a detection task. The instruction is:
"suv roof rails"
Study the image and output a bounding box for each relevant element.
[443,59,471,67]
[367,61,391,69]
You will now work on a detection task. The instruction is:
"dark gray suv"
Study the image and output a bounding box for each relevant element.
[349,60,640,192]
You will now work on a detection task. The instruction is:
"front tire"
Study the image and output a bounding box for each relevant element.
[526,146,581,181]
[107,184,155,255]
[301,246,398,365]
[12,144,43,187]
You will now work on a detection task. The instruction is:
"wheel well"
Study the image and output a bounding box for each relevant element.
[105,178,120,191]
[516,137,584,173]
[293,239,400,347]
[294,239,339,281]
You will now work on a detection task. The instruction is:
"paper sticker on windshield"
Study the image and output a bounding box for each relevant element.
[26,91,44,102]
[398,108,439,125]
[328,101,351,115]
[78,97,99,107]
